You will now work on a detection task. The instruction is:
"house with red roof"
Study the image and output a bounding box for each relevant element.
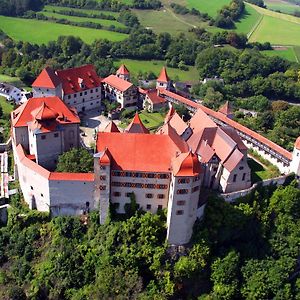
[143,89,166,112]
[33,65,102,113]
[156,67,171,90]
[102,66,138,109]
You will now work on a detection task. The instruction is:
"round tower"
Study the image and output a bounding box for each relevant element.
[290,137,300,177]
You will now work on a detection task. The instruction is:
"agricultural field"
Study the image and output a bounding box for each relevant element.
[41,11,126,28]
[0,15,128,44]
[262,47,299,62]
[113,59,199,81]
[186,0,231,17]
[265,0,300,15]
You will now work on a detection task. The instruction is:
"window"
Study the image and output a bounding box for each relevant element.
[178,178,190,184]
[100,185,106,190]
[158,205,163,210]
[157,194,165,199]
[90,89,93,93]
[86,201,90,207]
[80,92,82,96]
[100,175,106,180]
[41,193,43,197]
[68,95,71,99]
[84,91,87,95]
[41,135,46,140]
[74,93,77,98]
[148,173,155,178]
[193,175,200,182]
[69,130,75,139]
[177,189,188,195]
[146,193,153,198]
[126,192,132,197]
[100,165,106,170]
[176,210,184,215]
[30,186,33,190]
[177,200,185,206]
[113,192,121,197]
[242,173,246,181]
[146,204,151,210]
[96,88,98,92]
[239,166,244,170]
[233,174,237,182]
[54,133,59,138]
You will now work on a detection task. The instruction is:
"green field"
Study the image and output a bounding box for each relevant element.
[113,59,199,81]
[41,11,126,28]
[262,47,299,62]
[139,111,165,130]
[248,158,272,183]
[0,15,128,44]
[265,0,300,15]
[0,97,14,115]
[43,5,120,17]
[249,14,300,46]
[187,0,231,17]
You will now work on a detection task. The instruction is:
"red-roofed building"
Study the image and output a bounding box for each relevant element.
[156,67,171,90]
[11,96,80,170]
[125,112,149,134]
[102,74,138,109]
[116,64,130,81]
[33,65,102,113]
[143,89,166,112]
[218,101,234,119]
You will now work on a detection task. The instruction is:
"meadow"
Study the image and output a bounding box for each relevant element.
[262,47,299,62]
[0,15,128,44]
[186,0,231,17]
[264,0,300,15]
[41,11,126,28]
[113,59,199,81]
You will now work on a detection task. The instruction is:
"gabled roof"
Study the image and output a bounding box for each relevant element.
[189,108,217,132]
[219,101,233,116]
[98,148,111,165]
[165,104,176,124]
[56,64,101,95]
[157,67,170,83]
[96,132,188,172]
[172,152,202,177]
[221,126,247,151]
[102,75,133,92]
[146,90,166,105]
[32,67,61,89]
[116,64,130,75]
[167,111,188,136]
[11,96,80,128]
[104,121,120,133]
[125,113,149,134]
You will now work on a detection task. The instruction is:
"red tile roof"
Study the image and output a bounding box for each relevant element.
[167,111,188,136]
[125,113,149,134]
[99,148,111,165]
[160,90,292,160]
[146,90,166,104]
[56,64,101,95]
[172,152,202,176]
[96,132,188,172]
[223,148,243,172]
[32,102,59,121]
[116,64,130,75]
[11,96,80,128]
[165,104,176,123]
[103,74,133,92]
[104,121,120,133]
[49,172,94,181]
[218,101,233,116]
[157,67,170,83]
[295,136,300,150]
[32,67,61,88]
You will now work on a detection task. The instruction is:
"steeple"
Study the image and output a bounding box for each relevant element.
[116,64,130,81]
[218,101,234,119]
[125,112,149,134]
[156,67,171,90]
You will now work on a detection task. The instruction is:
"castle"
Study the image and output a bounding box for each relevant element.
[11,64,300,245]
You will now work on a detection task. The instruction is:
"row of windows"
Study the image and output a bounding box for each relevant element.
[111,182,168,189]
[67,100,100,106]
[233,173,247,182]
[40,131,75,140]
[114,203,163,211]
[113,192,165,199]
[67,88,99,99]
[112,171,170,179]
[178,178,190,184]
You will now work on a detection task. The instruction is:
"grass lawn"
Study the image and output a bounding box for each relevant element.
[264,0,300,15]
[187,0,231,17]
[139,111,165,130]
[41,11,126,28]
[0,96,14,115]
[249,14,300,46]
[43,5,120,17]
[248,158,274,183]
[262,47,298,62]
[113,59,199,82]
[0,74,25,86]
[0,15,127,44]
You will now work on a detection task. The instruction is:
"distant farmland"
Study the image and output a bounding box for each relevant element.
[0,15,128,44]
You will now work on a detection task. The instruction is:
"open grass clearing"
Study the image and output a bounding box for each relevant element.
[43,5,119,17]
[249,14,300,46]
[139,111,165,130]
[0,15,128,44]
[0,96,14,115]
[262,47,298,62]
[264,0,300,15]
[41,11,126,28]
[0,74,25,87]
[248,158,275,183]
[113,59,199,82]
[186,0,231,17]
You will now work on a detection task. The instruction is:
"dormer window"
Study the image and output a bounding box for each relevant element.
[78,78,85,89]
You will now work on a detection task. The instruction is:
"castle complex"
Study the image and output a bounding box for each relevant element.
[11,64,300,245]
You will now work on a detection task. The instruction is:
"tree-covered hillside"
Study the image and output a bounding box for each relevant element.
[0,179,299,299]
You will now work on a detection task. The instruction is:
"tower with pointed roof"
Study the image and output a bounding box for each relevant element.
[218,101,234,119]
[167,151,202,245]
[156,67,171,90]
[290,137,300,176]
[116,64,130,81]
[125,112,149,134]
